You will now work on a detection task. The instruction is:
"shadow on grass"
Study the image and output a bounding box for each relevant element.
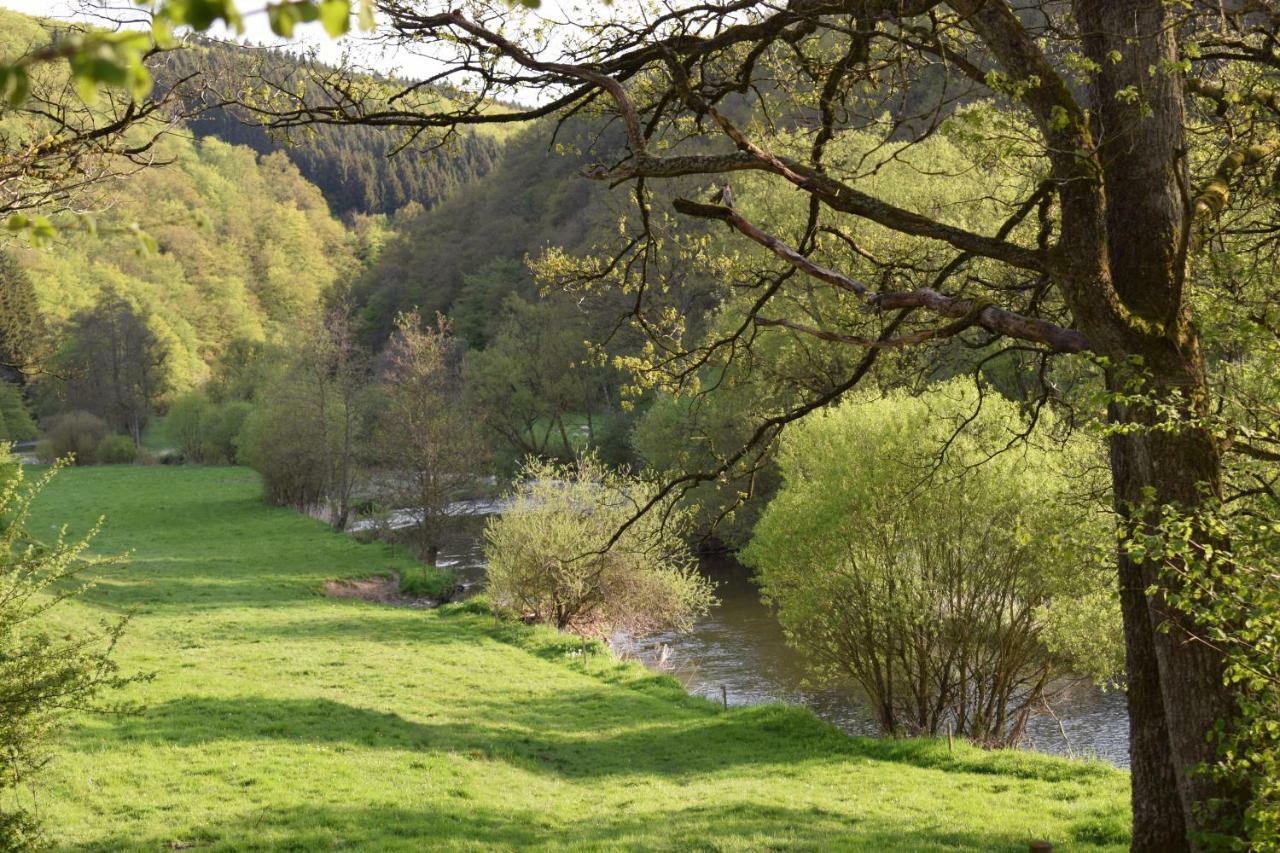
[69,687,1119,788]
[67,799,1126,852]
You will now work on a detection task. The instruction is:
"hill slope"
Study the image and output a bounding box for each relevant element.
[34,465,1130,851]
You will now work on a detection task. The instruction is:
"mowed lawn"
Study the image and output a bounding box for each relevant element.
[30,466,1131,851]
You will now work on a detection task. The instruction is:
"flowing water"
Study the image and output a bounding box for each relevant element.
[434,524,1131,767]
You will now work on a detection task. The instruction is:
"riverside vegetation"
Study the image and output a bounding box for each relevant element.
[30,463,1129,851]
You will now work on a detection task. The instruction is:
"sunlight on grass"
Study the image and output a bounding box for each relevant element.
[31,466,1130,851]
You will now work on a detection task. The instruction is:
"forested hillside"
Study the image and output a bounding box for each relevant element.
[9,133,355,394]
[348,118,619,347]
[158,42,504,218]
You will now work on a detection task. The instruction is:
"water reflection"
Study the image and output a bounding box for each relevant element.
[434,532,1131,767]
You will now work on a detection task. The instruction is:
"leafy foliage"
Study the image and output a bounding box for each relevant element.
[484,454,716,637]
[461,295,611,466]
[237,311,367,525]
[350,119,617,347]
[0,248,44,386]
[0,382,35,443]
[0,453,134,848]
[94,434,138,465]
[16,134,355,401]
[1128,504,1280,848]
[38,411,109,466]
[372,310,484,563]
[52,290,169,442]
[743,383,1120,745]
[165,393,252,464]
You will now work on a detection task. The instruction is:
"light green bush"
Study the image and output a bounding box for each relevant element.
[166,395,251,464]
[165,393,210,460]
[484,454,716,637]
[743,381,1120,745]
[95,434,137,465]
[0,451,133,846]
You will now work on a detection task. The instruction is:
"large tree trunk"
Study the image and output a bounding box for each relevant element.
[1074,1,1245,846]
[1107,359,1236,851]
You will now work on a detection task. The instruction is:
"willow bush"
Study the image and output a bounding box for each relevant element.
[743,382,1121,747]
[484,454,716,638]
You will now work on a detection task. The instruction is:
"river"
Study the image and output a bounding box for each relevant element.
[433,520,1131,767]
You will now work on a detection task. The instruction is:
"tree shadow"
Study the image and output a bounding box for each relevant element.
[68,688,1118,787]
[68,799,1122,852]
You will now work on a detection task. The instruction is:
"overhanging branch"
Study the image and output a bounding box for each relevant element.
[673,187,1090,354]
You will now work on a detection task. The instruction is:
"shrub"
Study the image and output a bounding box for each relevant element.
[0,453,134,846]
[166,394,252,464]
[165,393,210,459]
[95,434,137,465]
[484,454,717,637]
[41,410,109,465]
[743,381,1120,746]
[236,311,367,527]
[200,401,251,464]
[398,565,457,600]
[237,396,332,510]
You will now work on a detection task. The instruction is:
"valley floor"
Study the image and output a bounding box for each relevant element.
[32,466,1130,851]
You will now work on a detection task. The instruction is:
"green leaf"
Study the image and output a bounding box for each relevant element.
[356,0,376,30]
[151,17,177,49]
[266,4,299,38]
[319,0,351,37]
[126,60,154,102]
[27,216,55,248]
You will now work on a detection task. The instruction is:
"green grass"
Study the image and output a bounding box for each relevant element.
[29,465,1131,851]
[399,564,457,599]
[138,415,169,453]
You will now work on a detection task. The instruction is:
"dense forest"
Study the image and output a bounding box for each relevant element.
[159,41,505,218]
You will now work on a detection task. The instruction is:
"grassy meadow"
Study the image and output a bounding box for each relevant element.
[29,465,1131,851]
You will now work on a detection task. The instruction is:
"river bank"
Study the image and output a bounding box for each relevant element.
[427,514,1132,767]
[33,465,1129,850]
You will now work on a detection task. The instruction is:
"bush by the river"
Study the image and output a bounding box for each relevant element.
[166,393,252,464]
[37,411,109,465]
[95,434,138,465]
[484,454,716,637]
[743,381,1121,747]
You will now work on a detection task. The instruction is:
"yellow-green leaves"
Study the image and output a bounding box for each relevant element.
[266,1,378,39]
[318,0,352,37]
[154,0,245,33]
[267,1,321,38]
[5,213,56,247]
[66,31,154,103]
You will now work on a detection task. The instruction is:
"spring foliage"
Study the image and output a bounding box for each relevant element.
[484,455,716,637]
[0,452,133,848]
[743,382,1120,745]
